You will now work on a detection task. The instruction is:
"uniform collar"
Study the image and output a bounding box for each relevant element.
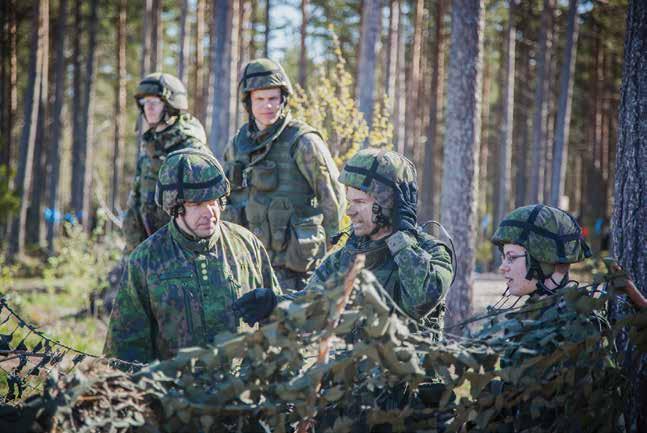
[169,219,221,254]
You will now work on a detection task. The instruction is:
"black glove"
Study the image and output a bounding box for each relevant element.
[392,180,418,233]
[232,288,278,326]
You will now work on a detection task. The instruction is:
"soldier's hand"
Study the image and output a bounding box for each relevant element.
[232,288,278,326]
[393,180,418,233]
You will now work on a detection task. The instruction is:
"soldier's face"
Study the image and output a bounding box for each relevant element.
[140,96,164,125]
[180,199,221,238]
[250,87,282,131]
[346,187,379,238]
[499,244,537,296]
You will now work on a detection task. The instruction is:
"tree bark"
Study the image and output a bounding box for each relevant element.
[47,0,67,253]
[405,0,424,158]
[440,0,484,328]
[357,0,382,132]
[549,0,579,207]
[111,0,127,232]
[9,0,45,256]
[421,0,445,223]
[298,0,308,89]
[494,0,516,246]
[394,0,406,154]
[611,1,647,429]
[209,0,236,160]
[384,0,399,115]
[194,0,206,122]
[70,0,84,220]
[79,0,99,230]
[150,0,162,72]
[141,0,152,76]
[178,0,189,83]
[1,0,17,173]
[264,0,270,57]
[528,0,554,203]
[27,0,50,247]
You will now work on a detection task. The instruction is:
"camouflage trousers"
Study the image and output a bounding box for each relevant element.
[274,267,310,294]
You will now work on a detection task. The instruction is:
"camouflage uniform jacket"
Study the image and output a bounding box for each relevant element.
[122,113,211,252]
[105,220,281,363]
[223,113,346,274]
[307,230,453,330]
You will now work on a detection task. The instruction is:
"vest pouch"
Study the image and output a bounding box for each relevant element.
[268,197,293,252]
[225,160,245,190]
[248,160,278,192]
[285,212,325,273]
[245,196,271,248]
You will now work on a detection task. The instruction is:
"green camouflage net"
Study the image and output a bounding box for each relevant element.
[2,259,646,433]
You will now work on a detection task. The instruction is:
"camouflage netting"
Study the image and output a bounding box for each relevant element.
[2,258,646,433]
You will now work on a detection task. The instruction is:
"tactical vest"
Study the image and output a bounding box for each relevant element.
[225,118,326,273]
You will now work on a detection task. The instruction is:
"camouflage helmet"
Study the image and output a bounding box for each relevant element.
[238,58,293,100]
[155,149,230,216]
[339,148,416,211]
[491,204,591,270]
[135,72,189,111]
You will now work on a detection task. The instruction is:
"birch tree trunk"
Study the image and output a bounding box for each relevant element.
[357,0,382,132]
[47,0,67,253]
[611,1,647,428]
[549,0,579,207]
[440,0,484,327]
[528,0,554,203]
[9,0,45,256]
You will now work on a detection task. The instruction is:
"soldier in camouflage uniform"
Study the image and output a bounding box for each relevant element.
[234,149,454,335]
[105,149,280,363]
[223,58,346,292]
[122,72,212,252]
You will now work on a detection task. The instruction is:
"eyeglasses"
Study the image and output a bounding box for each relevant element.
[501,252,527,265]
[138,98,163,108]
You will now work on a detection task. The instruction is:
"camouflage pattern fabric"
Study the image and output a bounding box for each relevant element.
[11,263,645,433]
[122,113,211,252]
[135,72,189,111]
[238,58,293,99]
[339,148,416,214]
[105,219,280,363]
[307,230,453,330]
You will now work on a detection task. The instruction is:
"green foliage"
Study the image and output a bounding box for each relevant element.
[289,28,393,166]
[0,166,19,225]
[42,210,122,311]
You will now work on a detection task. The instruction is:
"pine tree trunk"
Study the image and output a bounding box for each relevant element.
[9,0,45,257]
[178,0,189,83]
[141,0,152,76]
[405,0,424,158]
[150,0,161,72]
[194,0,206,122]
[2,0,17,176]
[264,0,270,57]
[394,0,406,154]
[298,0,308,89]
[421,0,445,222]
[235,0,250,129]
[549,0,579,207]
[71,0,84,218]
[27,0,50,247]
[514,28,530,208]
[79,0,99,230]
[47,0,67,254]
[357,0,382,132]
[209,0,236,160]
[384,0,399,116]
[111,0,127,232]
[494,0,516,246]
[440,0,484,328]
[528,0,554,203]
[611,1,647,429]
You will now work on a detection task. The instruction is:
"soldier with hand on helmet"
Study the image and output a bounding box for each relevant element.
[104,149,280,363]
[223,58,346,293]
[122,73,213,252]
[233,149,454,336]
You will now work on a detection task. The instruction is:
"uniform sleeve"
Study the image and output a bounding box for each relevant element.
[103,257,155,363]
[294,133,346,243]
[253,235,282,296]
[122,155,145,252]
[304,250,343,290]
[385,231,453,319]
